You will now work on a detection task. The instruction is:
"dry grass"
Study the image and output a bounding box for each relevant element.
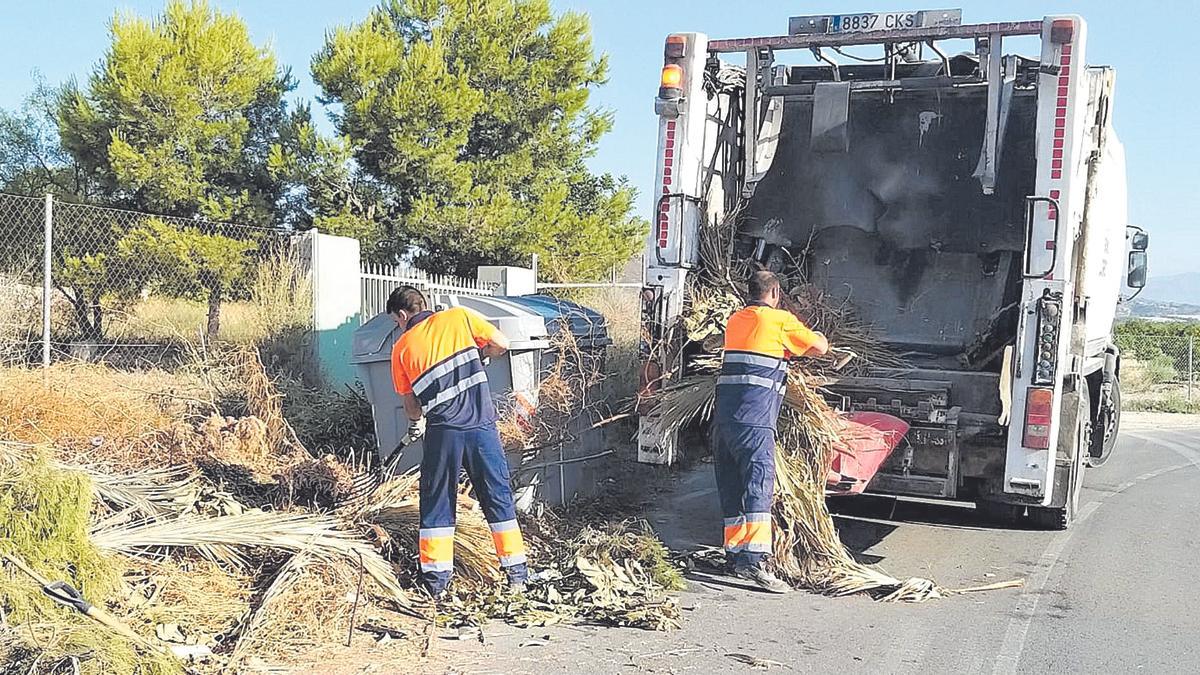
[0,363,212,470]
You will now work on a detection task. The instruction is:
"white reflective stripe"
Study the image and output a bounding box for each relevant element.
[420,560,454,572]
[499,553,528,567]
[723,516,744,527]
[723,352,784,369]
[743,542,772,553]
[716,374,780,390]
[422,371,488,412]
[419,527,455,539]
[725,544,745,553]
[412,348,479,397]
[745,512,772,523]
[489,519,520,533]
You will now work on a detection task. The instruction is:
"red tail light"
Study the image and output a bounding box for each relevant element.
[1023,387,1054,449]
[665,35,687,59]
[1050,19,1074,44]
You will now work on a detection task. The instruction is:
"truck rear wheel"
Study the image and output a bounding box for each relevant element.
[1029,381,1091,530]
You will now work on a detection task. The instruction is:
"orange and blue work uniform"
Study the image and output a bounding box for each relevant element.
[391,306,528,593]
[712,303,827,567]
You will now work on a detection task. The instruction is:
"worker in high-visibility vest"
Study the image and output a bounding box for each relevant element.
[713,271,828,593]
[387,286,528,599]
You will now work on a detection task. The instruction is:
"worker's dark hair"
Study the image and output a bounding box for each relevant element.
[748,270,781,301]
[386,285,426,315]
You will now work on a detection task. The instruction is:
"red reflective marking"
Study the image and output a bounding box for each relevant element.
[1049,189,1060,198]
[662,186,669,194]
[1062,44,1072,55]
[664,148,673,158]
[666,120,676,131]
[659,203,670,212]
[1058,76,1070,87]
[663,167,672,177]
[665,139,675,149]
[666,130,675,140]
[664,157,673,168]
[1053,149,1063,159]
[1056,106,1067,117]
[1056,118,1066,129]
[663,176,672,186]
[1060,55,1071,66]
[1058,86,1068,96]
[1057,97,1067,107]
[1051,170,1062,179]
[1046,241,1056,250]
[1052,159,1063,169]
[1061,66,1071,76]
[1053,139,1064,149]
[1054,128,1065,139]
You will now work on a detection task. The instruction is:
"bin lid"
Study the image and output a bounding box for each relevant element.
[354,294,553,363]
[502,294,612,347]
[352,313,400,363]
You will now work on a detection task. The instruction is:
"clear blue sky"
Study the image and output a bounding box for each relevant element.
[2,1,1196,276]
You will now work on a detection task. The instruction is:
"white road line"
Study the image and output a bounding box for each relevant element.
[991,430,1198,675]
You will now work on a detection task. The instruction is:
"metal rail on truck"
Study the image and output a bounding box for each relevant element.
[707,21,1042,52]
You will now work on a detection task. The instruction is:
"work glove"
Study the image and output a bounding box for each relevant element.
[400,417,426,448]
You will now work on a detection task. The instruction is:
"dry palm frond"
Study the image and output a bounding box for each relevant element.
[354,474,502,583]
[83,466,200,519]
[771,373,950,601]
[649,370,957,602]
[649,378,717,441]
[90,510,413,612]
[226,550,314,668]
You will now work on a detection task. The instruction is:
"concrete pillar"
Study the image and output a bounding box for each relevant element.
[298,231,361,388]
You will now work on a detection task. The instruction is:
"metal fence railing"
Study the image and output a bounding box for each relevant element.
[0,192,299,367]
[359,263,495,323]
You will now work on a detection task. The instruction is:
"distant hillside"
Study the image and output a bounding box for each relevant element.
[1141,273,1200,306]
[1118,297,1200,323]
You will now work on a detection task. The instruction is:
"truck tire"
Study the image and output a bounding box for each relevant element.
[1087,376,1120,467]
[1029,381,1091,530]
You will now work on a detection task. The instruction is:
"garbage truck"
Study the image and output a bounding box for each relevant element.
[635,10,1150,529]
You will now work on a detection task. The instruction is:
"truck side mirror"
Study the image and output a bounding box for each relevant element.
[1130,230,1149,252]
[1127,251,1148,289]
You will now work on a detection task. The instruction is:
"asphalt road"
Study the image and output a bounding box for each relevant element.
[433,412,1200,674]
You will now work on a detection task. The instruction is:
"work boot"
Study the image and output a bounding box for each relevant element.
[506,567,527,595]
[733,561,791,594]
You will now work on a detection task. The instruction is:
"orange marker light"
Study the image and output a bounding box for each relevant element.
[660,64,684,89]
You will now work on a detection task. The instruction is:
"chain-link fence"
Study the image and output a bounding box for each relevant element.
[1115,333,1198,413]
[0,192,305,369]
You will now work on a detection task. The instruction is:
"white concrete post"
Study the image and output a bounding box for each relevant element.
[299,231,362,388]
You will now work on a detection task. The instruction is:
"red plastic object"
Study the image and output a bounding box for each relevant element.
[826,412,909,495]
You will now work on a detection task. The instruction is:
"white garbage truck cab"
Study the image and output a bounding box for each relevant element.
[636,10,1149,529]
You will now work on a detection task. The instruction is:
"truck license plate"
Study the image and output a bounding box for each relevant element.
[831,12,919,33]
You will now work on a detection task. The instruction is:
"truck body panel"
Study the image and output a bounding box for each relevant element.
[638,12,1135,521]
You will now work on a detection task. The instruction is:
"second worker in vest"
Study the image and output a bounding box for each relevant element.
[387,286,528,599]
[714,271,829,593]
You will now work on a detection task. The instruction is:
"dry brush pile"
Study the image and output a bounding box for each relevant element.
[0,346,683,673]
